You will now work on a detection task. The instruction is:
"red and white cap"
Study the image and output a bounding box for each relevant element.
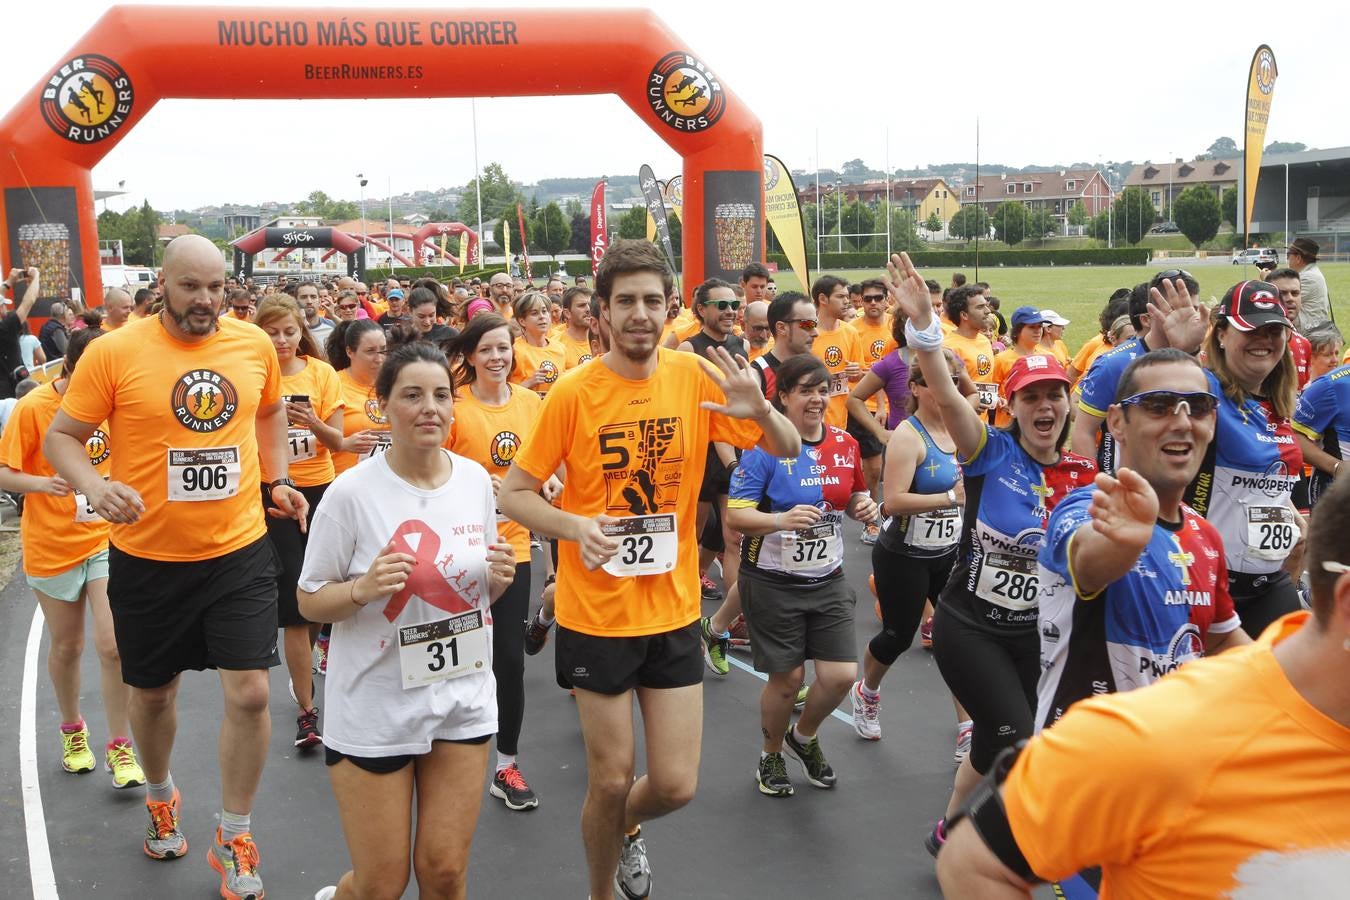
[1002,353,1071,397]
[1218,280,1293,332]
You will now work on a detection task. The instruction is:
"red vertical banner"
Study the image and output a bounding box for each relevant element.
[590,180,608,275]
[516,202,532,281]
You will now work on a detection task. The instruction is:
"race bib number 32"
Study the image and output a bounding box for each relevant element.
[398,609,489,689]
[601,514,678,577]
[166,446,241,502]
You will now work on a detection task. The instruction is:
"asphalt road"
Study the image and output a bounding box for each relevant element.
[1,536,983,900]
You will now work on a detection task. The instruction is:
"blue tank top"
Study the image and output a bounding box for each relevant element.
[879,417,962,557]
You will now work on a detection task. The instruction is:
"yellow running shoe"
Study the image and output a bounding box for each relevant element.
[60,724,96,774]
[106,740,145,789]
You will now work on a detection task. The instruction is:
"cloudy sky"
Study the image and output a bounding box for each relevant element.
[4,0,1346,212]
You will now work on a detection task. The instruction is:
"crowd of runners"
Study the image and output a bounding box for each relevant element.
[1,233,1347,899]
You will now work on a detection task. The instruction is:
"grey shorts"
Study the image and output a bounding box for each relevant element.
[740,571,857,673]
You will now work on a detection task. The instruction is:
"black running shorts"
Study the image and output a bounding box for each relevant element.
[108,536,281,688]
[556,620,704,695]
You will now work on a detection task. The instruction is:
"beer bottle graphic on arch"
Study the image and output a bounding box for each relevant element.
[598,417,686,515]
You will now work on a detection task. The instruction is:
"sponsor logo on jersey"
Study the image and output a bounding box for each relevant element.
[172,370,239,432]
[364,398,388,425]
[538,359,560,383]
[85,429,110,465]
[490,430,521,467]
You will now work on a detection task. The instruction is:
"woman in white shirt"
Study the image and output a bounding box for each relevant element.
[299,342,516,900]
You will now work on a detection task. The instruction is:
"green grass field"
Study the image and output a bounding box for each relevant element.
[768,262,1350,351]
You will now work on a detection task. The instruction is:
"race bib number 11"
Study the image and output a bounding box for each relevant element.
[601,514,678,577]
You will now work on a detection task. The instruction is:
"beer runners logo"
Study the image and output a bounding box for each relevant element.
[647,52,726,133]
[40,54,134,144]
[976,354,993,377]
[85,429,110,466]
[870,339,888,360]
[172,371,238,433]
[763,157,780,191]
[1255,47,1276,94]
[364,398,389,425]
[538,359,560,384]
[824,345,844,368]
[490,430,521,468]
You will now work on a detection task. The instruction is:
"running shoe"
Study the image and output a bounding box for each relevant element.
[699,617,730,676]
[295,707,322,750]
[783,730,836,789]
[861,521,880,544]
[490,763,540,811]
[699,574,723,602]
[727,613,750,644]
[207,828,264,900]
[920,616,934,651]
[954,720,973,767]
[523,609,553,657]
[794,682,809,710]
[756,751,794,797]
[850,681,881,741]
[106,739,145,789]
[614,828,652,899]
[925,818,947,858]
[60,723,96,774]
[143,788,188,860]
[313,889,336,900]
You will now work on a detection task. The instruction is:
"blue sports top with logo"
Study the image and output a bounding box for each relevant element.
[1074,336,1145,473]
[878,417,962,558]
[1183,370,1303,576]
[1035,488,1241,733]
[1292,363,1350,463]
[940,426,1097,634]
[730,424,866,584]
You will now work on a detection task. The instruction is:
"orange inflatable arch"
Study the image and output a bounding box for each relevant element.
[0,5,764,314]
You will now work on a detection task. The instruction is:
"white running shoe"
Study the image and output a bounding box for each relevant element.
[850,681,881,741]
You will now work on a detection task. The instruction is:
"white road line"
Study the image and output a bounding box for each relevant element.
[21,604,59,899]
[724,654,853,726]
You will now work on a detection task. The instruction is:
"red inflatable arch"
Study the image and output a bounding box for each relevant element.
[0,5,764,314]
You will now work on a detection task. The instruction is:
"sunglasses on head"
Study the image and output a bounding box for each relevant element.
[1118,389,1218,418]
[702,299,741,311]
[1153,268,1194,284]
[783,317,818,331]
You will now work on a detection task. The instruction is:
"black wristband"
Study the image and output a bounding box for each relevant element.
[266,477,296,492]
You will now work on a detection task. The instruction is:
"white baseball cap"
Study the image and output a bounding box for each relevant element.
[1039,309,1070,326]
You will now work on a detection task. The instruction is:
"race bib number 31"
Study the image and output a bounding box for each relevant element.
[601,514,678,577]
[166,447,241,502]
[398,610,489,689]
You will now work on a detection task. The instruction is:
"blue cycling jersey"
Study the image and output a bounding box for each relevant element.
[1184,370,1303,576]
[1035,488,1240,733]
[1075,336,1146,472]
[1293,363,1350,462]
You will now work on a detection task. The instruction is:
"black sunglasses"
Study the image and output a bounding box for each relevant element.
[862,294,887,303]
[702,299,742,311]
[1118,389,1218,418]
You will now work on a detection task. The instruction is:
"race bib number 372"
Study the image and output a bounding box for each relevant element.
[601,514,678,577]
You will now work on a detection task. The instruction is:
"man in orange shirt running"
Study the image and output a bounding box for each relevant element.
[500,241,798,900]
[45,235,309,900]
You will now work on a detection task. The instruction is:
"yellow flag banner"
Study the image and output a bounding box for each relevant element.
[763,154,809,290]
[1243,45,1278,242]
[502,218,511,265]
[439,231,449,268]
[458,231,468,274]
[663,176,683,222]
[647,210,657,243]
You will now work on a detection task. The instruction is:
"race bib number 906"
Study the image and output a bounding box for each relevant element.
[166,447,241,502]
[601,514,678,577]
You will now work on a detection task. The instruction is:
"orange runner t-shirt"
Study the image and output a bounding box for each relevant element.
[811,323,864,428]
[60,315,280,562]
[1005,612,1350,899]
[332,368,389,476]
[559,331,594,370]
[511,337,566,396]
[280,355,344,488]
[449,383,542,562]
[849,316,898,412]
[0,382,111,576]
[512,349,763,637]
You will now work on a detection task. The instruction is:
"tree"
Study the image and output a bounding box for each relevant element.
[563,198,584,219]
[1067,201,1088,227]
[992,201,1029,246]
[457,162,522,226]
[1173,184,1222,251]
[1027,207,1057,241]
[1112,187,1156,245]
[839,200,876,251]
[1220,187,1238,227]
[1088,210,1112,242]
[616,206,649,240]
[666,213,682,257]
[1201,136,1238,159]
[294,190,358,222]
[568,211,591,255]
[494,213,531,256]
[885,207,922,252]
[924,211,943,233]
[949,205,990,241]
[841,158,870,178]
[1265,141,1306,154]
[531,202,569,259]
